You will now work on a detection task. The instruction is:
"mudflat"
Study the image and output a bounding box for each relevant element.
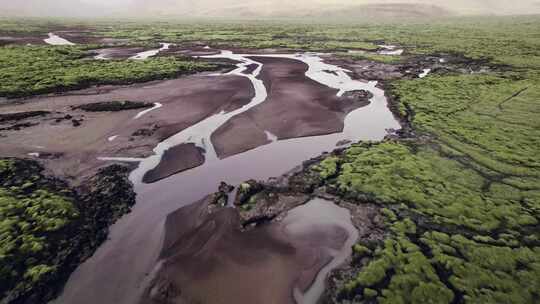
[142,143,205,183]
[0,74,254,182]
[211,56,369,159]
[140,196,354,304]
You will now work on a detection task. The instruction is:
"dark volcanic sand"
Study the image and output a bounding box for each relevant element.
[140,196,353,304]
[325,57,404,81]
[0,34,47,46]
[0,75,254,183]
[211,56,369,159]
[143,143,205,183]
[0,30,125,46]
[55,30,126,45]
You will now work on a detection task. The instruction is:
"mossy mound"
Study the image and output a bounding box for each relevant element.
[0,159,136,303]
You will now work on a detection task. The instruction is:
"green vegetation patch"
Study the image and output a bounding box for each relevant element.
[0,159,78,301]
[0,159,136,303]
[313,17,540,304]
[57,16,539,69]
[392,74,540,177]
[336,141,538,234]
[343,216,540,303]
[328,77,540,300]
[0,45,217,98]
[344,219,455,304]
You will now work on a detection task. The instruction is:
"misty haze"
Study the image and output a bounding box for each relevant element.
[1,1,539,304]
[3,0,540,17]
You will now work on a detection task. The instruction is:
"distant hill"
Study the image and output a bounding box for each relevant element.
[129,0,540,18]
[309,3,453,20]
[129,1,453,19]
[1,0,539,18]
[0,0,113,17]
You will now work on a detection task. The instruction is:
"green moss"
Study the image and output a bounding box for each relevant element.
[338,51,403,64]
[335,141,538,234]
[323,17,540,303]
[353,244,372,257]
[409,282,454,304]
[422,232,540,303]
[347,221,455,303]
[2,16,540,304]
[1,160,135,303]
[0,46,217,98]
[23,265,55,283]
[313,156,339,179]
[357,255,392,287]
[381,208,398,222]
[363,288,378,299]
[392,74,540,178]
[0,160,78,300]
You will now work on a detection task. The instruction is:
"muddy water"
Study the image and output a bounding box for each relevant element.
[140,197,357,304]
[54,51,400,304]
[44,33,75,45]
[286,198,359,304]
[378,44,404,56]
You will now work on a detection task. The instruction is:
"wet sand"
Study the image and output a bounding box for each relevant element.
[0,75,254,183]
[140,197,357,304]
[53,30,125,45]
[0,34,47,46]
[211,56,369,159]
[143,143,205,183]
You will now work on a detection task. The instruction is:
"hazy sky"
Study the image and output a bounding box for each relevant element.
[2,0,540,17]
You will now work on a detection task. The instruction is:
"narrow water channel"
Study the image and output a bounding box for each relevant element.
[130,43,172,60]
[44,33,75,45]
[54,51,400,304]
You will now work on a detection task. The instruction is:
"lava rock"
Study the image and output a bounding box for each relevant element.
[341,89,373,101]
[0,110,50,123]
[74,100,152,112]
[234,179,263,206]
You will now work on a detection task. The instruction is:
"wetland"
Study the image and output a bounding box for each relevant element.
[0,15,539,304]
